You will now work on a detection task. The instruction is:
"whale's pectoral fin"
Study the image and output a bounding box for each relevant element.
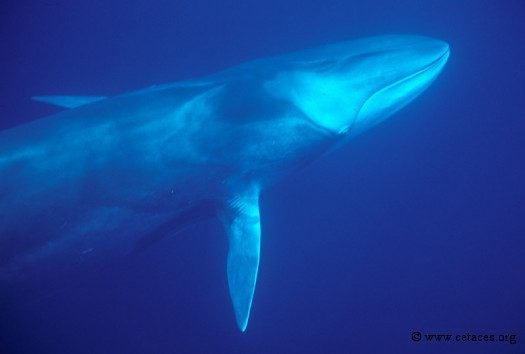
[220,186,261,332]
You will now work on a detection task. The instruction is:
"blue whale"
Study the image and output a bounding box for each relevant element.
[0,35,449,331]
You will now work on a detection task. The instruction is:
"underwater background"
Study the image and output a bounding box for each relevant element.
[1,0,524,353]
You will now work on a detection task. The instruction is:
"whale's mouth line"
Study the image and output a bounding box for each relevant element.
[346,47,450,134]
[408,47,450,79]
[374,48,450,102]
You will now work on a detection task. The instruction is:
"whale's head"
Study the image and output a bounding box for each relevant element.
[265,35,450,136]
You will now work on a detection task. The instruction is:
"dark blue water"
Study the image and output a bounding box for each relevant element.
[1,0,524,353]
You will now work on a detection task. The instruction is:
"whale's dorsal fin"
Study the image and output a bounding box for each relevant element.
[219,185,261,332]
[32,95,107,108]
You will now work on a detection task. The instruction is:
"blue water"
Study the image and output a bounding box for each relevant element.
[1,0,524,353]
